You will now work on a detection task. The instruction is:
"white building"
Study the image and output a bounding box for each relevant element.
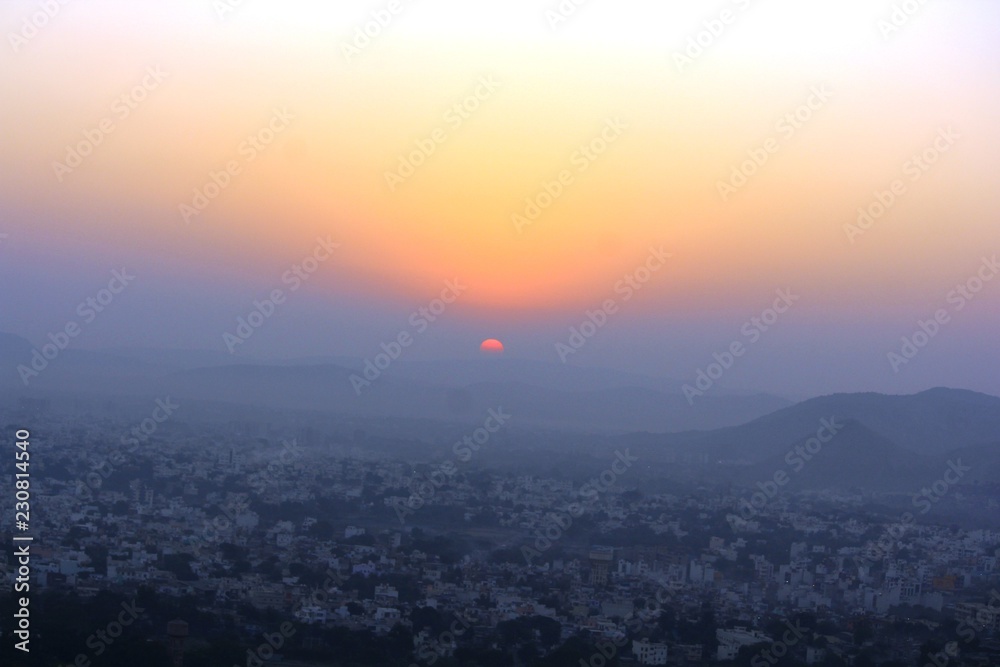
[716,628,770,661]
[632,640,668,665]
[295,605,328,624]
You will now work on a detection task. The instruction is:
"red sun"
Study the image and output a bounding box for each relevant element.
[479,338,504,355]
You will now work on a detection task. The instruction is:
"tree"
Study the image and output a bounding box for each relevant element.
[411,606,444,634]
[160,553,197,581]
[308,519,334,540]
[527,615,562,648]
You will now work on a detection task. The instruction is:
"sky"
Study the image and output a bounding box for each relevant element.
[1,0,999,398]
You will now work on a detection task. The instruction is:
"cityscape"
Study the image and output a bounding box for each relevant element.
[3,1,1000,666]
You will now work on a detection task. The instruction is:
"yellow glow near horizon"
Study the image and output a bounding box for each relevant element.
[1,0,998,314]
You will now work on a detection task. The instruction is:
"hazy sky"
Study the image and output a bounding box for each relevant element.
[1,0,998,398]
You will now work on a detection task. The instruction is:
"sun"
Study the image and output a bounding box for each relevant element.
[479,338,504,355]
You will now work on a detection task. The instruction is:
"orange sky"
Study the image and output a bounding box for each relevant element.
[1,0,998,394]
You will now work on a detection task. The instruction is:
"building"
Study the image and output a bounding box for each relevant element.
[295,605,328,624]
[167,619,189,667]
[589,546,614,586]
[632,640,668,665]
[717,627,771,661]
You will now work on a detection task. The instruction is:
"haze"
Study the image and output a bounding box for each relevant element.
[2,0,999,398]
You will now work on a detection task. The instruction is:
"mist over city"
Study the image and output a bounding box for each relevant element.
[2,2,1000,666]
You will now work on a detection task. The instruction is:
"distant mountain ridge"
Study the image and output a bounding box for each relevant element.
[0,331,790,432]
[715,388,1000,457]
[3,330,999,490]
[616,387,1000,491]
